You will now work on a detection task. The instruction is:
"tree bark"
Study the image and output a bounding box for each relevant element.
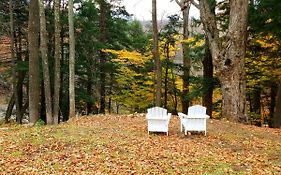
[86,71,93,115]
[39,0,53,124]
[175,0,191,115]
[164,44,169,109]
[16,71,26,123]
[15,29,24,123]
[28,0,40,124]
[272,80,281,128]
[99,0,106,114]
[171,66,178,114]
[108,73,114,114]
[9,0,21,124]
[269,82,277,127]
[181,3,191,114]
[202,44,213,118]
[68,0,75,118]
[152,0,162,106]
[53,0,61,124]
[199,0,248,122]
[5,93,15,123]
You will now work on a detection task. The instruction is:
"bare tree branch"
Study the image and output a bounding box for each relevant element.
[190,0,199,9]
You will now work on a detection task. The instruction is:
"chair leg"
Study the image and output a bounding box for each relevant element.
[166,132,168,136]
[180,124,182,132]
[184,130,187,136]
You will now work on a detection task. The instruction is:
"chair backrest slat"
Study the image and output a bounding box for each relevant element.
[148,107,167,118]
[188,105,206,116]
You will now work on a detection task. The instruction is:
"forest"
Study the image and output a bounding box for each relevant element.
[1,0,280,127]
[0,0,281,174]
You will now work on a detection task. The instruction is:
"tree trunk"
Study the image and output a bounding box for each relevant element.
[152,0,162,106]
[5,93,15,123]
[182,2,190,114]
[252,88,261,114]
[15,29,24,123]
[99,0,106,114]
[108,73,113,114]
[16,71,26,123]
[272,80,281,128]
[9,0,21,124]
[171,67,178,115]
[28,0,40,124]
[68,0,75,118]
[86,72,93,115]
[199,0,248,122]
[202,44,213,118]
[251,87,261,126]
[39,0,53,124]
[174,0,191,114]
[60,9,68,121]
[53,0,61,124]
[164,44,169,109]
[269,82,277,127]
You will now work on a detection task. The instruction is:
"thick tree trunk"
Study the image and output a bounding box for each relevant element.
[68,0,75,118]
[272,80,281,128]
[28,0,40,125]
[199,0,248,122]
[152,0,162,106]
[202,45,213,118]
[99,0,106,114]
[53,0,61,124]
[39,0,53,124]
[220,74,247,122]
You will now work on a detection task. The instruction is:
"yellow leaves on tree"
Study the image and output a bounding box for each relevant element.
[180,37,205,48]
[103,49,149,66]
[255,36,279,51]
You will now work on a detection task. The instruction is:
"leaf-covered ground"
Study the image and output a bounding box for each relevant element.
[0,114,280,175]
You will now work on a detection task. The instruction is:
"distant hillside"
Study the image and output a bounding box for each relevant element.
[0,36,11,99]
[0,36,11,66]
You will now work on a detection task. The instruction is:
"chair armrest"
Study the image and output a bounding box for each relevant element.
[167,113,172,119]
[146,113,151,119]
[178,112,188,118]
[186,114,210,119]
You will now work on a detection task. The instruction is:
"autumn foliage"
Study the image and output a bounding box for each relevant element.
[0,115,280,174]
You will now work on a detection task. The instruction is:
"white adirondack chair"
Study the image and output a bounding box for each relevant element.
[178,105,210,136]
[146,107,172,136]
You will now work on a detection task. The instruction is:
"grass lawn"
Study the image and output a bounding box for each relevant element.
[0,114,280,174]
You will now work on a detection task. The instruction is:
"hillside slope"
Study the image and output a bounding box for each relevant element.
[0,114,280,174]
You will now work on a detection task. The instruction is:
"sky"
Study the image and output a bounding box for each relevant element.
[121,0,200,21]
